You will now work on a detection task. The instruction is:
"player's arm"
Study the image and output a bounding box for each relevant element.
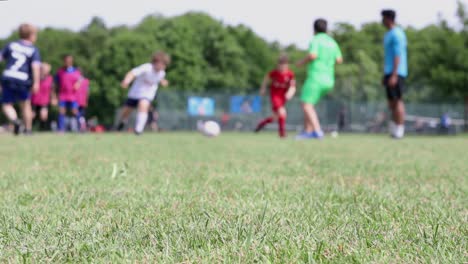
[160,79,169,87]
[0,46,6,63]
[285,79,297,100]
[31,49,41,93]
[121,71,135,89]
[336,46,344,64]
[121,64,148,89]
[389,35,403,87]
[49,76,58,105]
[30,49,41,94]
[259,75,270,96]
[296,53,317,67]
[74,71,84,91]
[31,63,41,93]
[297,39,319,67]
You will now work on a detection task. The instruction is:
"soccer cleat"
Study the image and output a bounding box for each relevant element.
[13,121,21,136]
[311,131,325,139]
[295,131,324,140]
[117,122,125,131]
[295,132,314,140]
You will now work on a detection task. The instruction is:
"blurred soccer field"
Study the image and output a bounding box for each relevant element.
[0,133,466,262]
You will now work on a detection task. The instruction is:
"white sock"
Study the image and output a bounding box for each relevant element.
[135,112,148,134]
[395,125,405,138]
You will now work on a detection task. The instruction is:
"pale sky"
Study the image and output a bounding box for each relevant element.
[0,0,464,48]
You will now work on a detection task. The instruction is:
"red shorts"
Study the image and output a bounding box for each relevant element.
[270,95,287,112]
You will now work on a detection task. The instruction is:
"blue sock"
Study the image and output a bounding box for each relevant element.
[76,112,82,131]
[58,114,66,131]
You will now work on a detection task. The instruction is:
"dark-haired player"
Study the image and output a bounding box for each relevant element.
[55,54,84,132]
[0,23,41,135]
[255,54,296,138]
[296,19,342,140]
[381,10,408,139]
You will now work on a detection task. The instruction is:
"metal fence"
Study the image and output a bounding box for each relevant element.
[132,91,466,134]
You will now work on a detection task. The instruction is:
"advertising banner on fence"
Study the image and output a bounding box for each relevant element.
[229,95,262,114]
[187,97,215,116]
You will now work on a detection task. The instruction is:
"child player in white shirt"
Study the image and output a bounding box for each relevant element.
[117,51,170,135]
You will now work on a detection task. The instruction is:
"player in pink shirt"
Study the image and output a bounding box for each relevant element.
[76,78,90,131]
[31,63,54,131]
[55,55,83,132]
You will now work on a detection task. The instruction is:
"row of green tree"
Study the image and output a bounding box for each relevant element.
[0,1,466,124]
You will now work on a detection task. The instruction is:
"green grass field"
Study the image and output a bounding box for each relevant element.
[0,133,466,263]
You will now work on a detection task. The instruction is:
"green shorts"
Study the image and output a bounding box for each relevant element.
[300,78,333,105]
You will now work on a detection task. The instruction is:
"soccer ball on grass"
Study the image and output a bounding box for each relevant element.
[199,121,221,137]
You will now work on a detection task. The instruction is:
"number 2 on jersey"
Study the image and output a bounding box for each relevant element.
[10,51,27,72]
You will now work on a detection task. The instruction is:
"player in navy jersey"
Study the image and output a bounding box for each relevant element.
[0,24,41,135]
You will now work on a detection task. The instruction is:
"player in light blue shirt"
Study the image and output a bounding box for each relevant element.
[384,27,407,77]
[382,10,408,139]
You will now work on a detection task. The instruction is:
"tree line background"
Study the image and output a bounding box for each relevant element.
[0,1,467,125]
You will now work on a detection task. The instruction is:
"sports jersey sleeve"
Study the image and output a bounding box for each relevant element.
[308,39,319,55]
[392,32,404,57]
[131,63,150,77]
[31,48,41,64]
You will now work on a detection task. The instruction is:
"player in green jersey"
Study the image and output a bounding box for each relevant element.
[296,19,343,139]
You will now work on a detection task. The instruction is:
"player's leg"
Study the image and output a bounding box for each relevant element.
[19,100,33,134]
[387,100,395,135]
[1,83,23,135]
[135,99,151,135]
[302,103,321,133]
[2,103,21,135]
[385,77,405,138]
[277,106,287,138]
[78,107,87,132]
[303,110,314,134]
[390,99,405,138]
[394,78,406,138]
[57,101,67,132]
[298,80,325,138]
[69,101,80,132]
[255,115,274,133]
[117,99,138,131]
[39,106,49,131]
[2,104,18,123]
[256,96,282,133]
[31,105,37,120]
[117,106,133,131]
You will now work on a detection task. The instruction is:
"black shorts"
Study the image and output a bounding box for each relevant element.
[383,75,405,100]
[125,98,151,108]
[78,106,86,116]
[33,105,48,113]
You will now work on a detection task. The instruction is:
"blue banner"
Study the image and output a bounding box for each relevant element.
[187,97,215,116]
[230,95,262,114]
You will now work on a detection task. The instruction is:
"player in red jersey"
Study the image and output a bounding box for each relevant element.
[255,54,296,138]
